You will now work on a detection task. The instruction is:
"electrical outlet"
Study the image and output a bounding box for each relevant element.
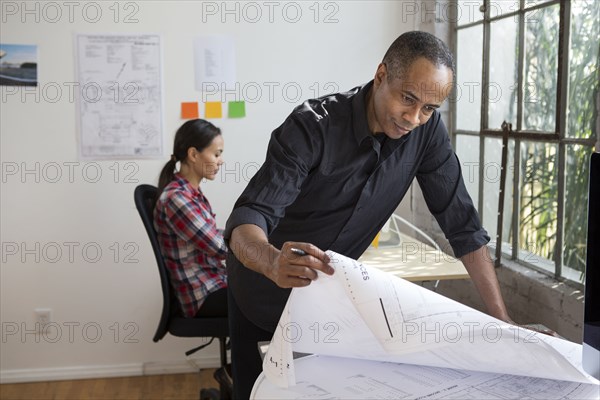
[34,308,52,333]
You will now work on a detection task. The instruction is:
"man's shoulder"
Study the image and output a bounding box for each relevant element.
[290,83,365,122]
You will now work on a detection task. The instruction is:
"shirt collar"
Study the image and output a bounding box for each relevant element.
[352,80,374,145]
[174,172,201,197]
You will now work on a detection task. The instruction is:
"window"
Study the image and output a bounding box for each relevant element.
[453,0,599,283]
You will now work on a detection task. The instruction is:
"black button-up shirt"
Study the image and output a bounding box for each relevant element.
[224,81,489,331]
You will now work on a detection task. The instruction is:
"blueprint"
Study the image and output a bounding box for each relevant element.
[254,354,600,399]
[260,251,600,399]
[75,34,163,159]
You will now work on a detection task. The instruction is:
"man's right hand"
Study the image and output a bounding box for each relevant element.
[266,242,334,288]
[229,225,334,288]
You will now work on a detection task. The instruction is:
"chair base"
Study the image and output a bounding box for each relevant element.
[197,366,231,400]
[200,387,220,400]
[213,366,233,400]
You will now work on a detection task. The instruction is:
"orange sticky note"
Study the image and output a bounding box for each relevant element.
[371,231,381,248]
[181,102,199,119]
[205,102,222,119]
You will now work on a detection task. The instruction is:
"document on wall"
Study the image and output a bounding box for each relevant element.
[261,251,600,398]
[75,34,163,159]
[194,35,236,92]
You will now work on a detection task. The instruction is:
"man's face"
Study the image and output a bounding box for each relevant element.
[368,58,453,139]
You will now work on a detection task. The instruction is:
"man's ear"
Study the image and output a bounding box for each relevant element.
[373,63,387,88]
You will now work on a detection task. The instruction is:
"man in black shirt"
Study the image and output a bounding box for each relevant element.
[224,31,513,399]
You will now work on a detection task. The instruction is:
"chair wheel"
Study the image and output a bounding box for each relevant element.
[213,366,233,399]
[199,387,220,400]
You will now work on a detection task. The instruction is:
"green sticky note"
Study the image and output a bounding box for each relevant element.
[228,101,246,118]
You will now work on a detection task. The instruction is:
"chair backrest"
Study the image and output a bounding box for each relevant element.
[133,184,172,342]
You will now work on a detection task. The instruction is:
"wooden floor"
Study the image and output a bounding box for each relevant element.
[0,369,218,400]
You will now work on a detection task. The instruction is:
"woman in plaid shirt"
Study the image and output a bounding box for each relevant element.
[154,119,228,319]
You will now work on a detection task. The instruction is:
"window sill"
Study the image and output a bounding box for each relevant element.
[489,242,585,291]
[490,247,585,306]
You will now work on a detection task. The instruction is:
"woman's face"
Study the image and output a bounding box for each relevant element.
[193,134,224,181]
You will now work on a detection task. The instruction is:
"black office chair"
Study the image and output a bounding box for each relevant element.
[134,184,230,399]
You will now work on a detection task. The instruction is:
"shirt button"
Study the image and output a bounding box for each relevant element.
[357,207,362,212]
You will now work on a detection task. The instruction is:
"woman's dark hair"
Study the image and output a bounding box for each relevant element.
[156,119,221,203]
[382,31,455,82]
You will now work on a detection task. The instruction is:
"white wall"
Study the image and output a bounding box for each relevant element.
[0,0,418,383]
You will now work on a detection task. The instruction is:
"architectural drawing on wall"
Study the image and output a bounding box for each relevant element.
[75,34,163,159]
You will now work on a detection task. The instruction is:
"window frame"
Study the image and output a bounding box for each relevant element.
[451,0,596,285]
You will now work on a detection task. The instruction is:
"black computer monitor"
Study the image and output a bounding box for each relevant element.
[583,152,599,379]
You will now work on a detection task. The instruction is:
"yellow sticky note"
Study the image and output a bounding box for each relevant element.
[205,102,223,119]
[181,102,199,119]
[371,232,381,248]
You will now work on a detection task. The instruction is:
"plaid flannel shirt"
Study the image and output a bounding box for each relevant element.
[154,173,227,317]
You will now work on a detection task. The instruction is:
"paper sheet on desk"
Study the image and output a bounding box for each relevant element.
[263,251,597,388]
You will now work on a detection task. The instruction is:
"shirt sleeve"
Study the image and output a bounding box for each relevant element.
[224,112,322,241]
[416,115,490,258]
[164,190,228,259]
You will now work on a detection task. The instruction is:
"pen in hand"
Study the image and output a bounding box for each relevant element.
[290,248,308,256]
[288,245,334,276]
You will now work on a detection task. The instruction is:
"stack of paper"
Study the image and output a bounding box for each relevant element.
[256,251,600,399]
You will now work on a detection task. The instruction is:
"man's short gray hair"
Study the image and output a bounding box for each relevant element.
[382,31,455,81]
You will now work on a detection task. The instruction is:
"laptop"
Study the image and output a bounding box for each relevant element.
[583,152,599,380]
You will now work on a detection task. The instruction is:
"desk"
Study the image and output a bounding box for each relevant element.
[358,242,469,282]
[356,215,469,282]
